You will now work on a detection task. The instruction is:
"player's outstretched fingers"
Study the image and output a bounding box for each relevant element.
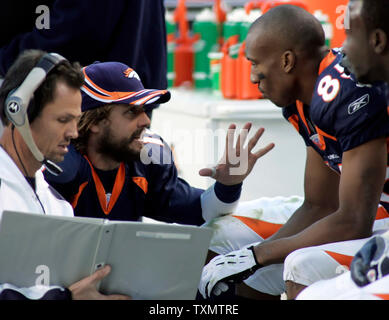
[236,122,252,152]
[253,143,275,160]
[247,127,265,152]
[247,128,275,160]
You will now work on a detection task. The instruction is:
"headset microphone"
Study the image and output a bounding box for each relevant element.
[5,53,67,176]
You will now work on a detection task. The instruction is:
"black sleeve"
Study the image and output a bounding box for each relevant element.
[0,0,167,89]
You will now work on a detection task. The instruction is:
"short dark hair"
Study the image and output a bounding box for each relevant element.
[0,49,84,125]
[360,0,389,35]
[249,5,325,57]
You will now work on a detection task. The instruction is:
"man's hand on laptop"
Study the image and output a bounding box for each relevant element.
[198,244,262,299]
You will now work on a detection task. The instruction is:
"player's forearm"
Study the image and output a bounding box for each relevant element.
[265,200,335,242]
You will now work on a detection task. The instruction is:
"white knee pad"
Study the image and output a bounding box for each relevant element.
[283,247,345,287]
[283,233,386,287]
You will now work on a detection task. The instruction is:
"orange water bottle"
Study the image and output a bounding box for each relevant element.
[173,0,197,87]
[236,1,263,99]
[237,42,263,99]
[221,35,239,99]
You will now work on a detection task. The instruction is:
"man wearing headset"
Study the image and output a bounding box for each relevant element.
[0,49,130,300]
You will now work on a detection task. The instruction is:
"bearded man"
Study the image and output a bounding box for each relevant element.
[44,61,273,225]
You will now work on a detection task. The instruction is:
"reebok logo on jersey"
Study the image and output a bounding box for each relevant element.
[348,94,369,115]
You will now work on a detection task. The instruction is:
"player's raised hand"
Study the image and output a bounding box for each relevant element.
[199,122,274,185]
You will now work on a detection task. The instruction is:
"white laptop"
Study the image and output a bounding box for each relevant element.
[0,211,213,300]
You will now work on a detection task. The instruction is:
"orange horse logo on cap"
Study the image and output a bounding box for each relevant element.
[123,68,141,81]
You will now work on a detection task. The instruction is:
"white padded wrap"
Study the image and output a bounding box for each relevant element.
[200,184,239,222]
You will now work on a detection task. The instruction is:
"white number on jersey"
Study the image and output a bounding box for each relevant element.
[317,75,340,102]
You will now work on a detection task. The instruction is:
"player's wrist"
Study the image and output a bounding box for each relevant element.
[247,245,263,269]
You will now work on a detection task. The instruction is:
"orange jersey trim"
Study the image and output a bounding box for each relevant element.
[295,100,337,151]
[315,126,337,141]
[314,125,337,151]
[132,177,148,194]
[288,114,300,132]
[318,50,337,75]
[296,100,311,135]
[71,181,88,209]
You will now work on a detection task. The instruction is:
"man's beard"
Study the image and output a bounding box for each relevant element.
[97,127,144,163]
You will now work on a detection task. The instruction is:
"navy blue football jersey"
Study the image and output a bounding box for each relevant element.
[283,48,389,214]
[44,130,241,225]
[44,131,204,224]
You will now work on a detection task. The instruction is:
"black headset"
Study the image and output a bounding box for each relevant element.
[4,52,67,176]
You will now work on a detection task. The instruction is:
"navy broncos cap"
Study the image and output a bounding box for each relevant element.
[80,61,171,112]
